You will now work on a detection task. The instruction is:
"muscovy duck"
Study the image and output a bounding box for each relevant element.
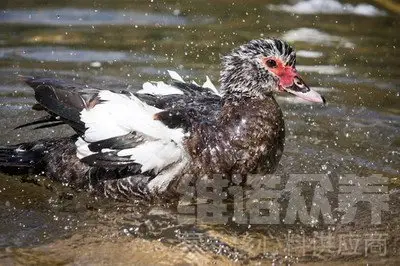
[0,38,325,200]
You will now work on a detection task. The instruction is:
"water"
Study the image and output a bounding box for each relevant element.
[0,0,399,264]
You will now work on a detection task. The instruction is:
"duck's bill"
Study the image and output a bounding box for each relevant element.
[284,76,326,104]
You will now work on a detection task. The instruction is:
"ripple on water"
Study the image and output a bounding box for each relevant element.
[296,50,323,58]
[0,8,195,26]
[268,0,386,16]
[297,64,346,75]
[282,28,355,48]
[0,47,166,64]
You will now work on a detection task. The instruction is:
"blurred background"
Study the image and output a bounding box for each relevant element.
[0,0,399,264]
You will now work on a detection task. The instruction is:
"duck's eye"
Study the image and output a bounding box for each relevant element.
[294,78,303,87]
[266,59,277,68]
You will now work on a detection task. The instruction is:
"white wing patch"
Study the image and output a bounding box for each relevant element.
[202,76,220,96]
[76,90,188,175]
[138,81,184,95]
[75,137,95,159]
[74,71,219,194]
[80,90,183,143]
[167,70,185,83]
[136,70,221,96]
[117,140,182,173]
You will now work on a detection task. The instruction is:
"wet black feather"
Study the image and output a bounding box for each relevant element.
[80,152,140,168]
[154,108,200,131]
[23,77,101,133]
[87,133,147,152]
[33,121,66,130]
[14,115,58,129]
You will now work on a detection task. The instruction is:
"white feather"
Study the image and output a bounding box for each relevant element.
[75,137,95,159]
[167,70,185,82]
[137,71,221,97]
[80,90,183,142]
[76,90,187,174]
[101,148,116,153]
[147,156,189,193]
[137,81,184,95]
[117,140,182,173]
[202,75,220,96]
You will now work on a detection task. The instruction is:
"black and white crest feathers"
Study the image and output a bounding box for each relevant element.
[226,38,296,66]
[220,38,296,98]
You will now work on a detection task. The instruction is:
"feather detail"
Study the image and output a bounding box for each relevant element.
[76,90,187,174]
[203,75,220,96]
[167,70,185,83]
[147,156,189,193]
[137,81,184,95]
[80,90,184,143]
[76,137,95,159]
[116,140,182,173]
[136,71,220,97]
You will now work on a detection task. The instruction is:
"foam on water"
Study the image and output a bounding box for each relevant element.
[268,0,385,17]
[282,28,354,48]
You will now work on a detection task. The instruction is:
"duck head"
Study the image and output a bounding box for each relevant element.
[220,38,325,104]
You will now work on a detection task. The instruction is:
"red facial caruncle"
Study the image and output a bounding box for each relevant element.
[262,56,325,104]
[262,56,297,90]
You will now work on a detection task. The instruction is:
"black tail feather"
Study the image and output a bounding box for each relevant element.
[23,77,98,133]
[32,121,66,130]
[14,115,59,129]
[0,141,52,175]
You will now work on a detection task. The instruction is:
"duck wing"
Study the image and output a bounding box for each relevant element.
[134,70,222,124]
[19,73,221,193]
[75,71,222,171]
[21,71,222,132]
[20,77,102,133]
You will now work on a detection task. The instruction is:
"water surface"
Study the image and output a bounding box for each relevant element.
[0,0,399,264]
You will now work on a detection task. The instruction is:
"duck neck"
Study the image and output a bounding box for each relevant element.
[220,82,272,100]
[221,90,274,103]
